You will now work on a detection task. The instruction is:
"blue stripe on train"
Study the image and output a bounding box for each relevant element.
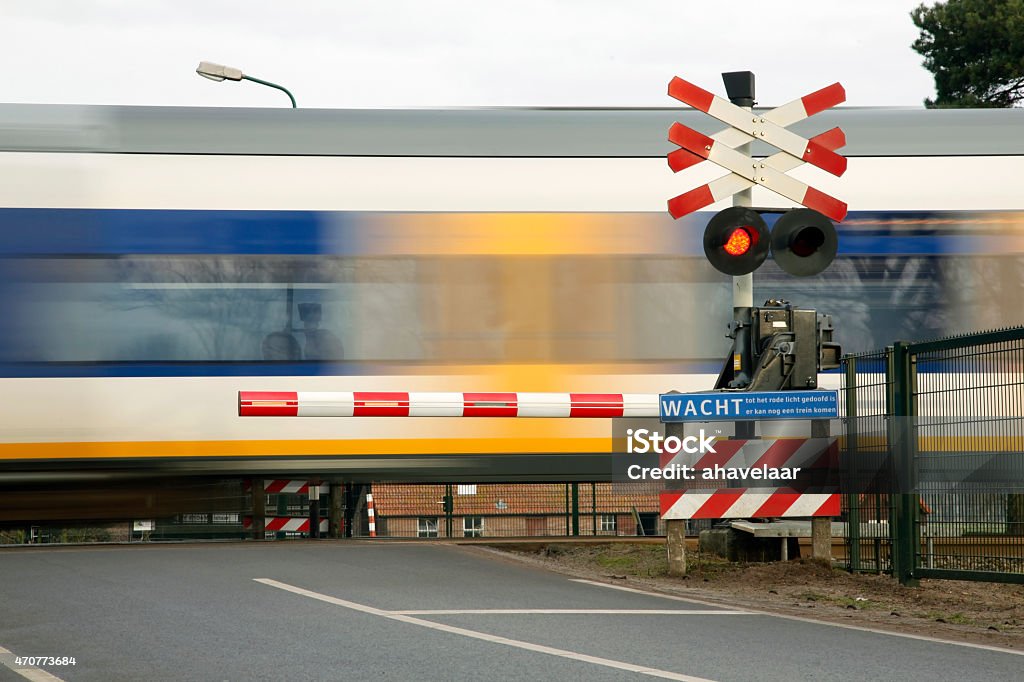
[0,360,731,378]
[0,209,333,255]
[0,208,996,257]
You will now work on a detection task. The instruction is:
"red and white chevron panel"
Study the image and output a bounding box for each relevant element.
[660,489,840,520]
[243,516,329,533]
[658,437,838,519]
[239,391,661,418]
[659,437,838,471]
[243,480,321,495]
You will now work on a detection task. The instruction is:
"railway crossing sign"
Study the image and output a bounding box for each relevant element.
[659,390,839,422]
[666,77,849,223]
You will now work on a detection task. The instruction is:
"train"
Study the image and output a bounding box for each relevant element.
[1,103,1023,487]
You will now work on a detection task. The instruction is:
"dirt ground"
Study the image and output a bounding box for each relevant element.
[484,542,1024,649]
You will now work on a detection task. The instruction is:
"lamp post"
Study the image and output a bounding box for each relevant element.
[195,61,296,108]
[196,59,297,538]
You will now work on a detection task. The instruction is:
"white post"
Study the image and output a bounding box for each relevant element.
[724,71,756,436]
[733,182,753,307]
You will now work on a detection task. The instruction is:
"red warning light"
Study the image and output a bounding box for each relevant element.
[702,207,769,275]
[723,227,752,256]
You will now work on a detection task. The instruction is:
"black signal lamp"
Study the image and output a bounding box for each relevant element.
[770,208,838,277]
[702,206,770,276]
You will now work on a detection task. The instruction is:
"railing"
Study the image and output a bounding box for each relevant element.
[840,349,895,574]
[842,326,1024,584]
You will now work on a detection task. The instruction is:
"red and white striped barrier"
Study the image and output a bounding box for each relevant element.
[244,480,322,495]
[243,516,329,533]
[239,391,661,418]
[366,493,377,538]
[660,489,839,520]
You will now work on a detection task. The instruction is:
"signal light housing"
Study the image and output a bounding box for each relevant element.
[702,206,838,277]
[770,208,838,277]
[703,207,769,276]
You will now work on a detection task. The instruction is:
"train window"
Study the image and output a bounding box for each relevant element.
[0,255,424,363]
[4,244,1024,366]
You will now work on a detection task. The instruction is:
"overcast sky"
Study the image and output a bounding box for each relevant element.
[2,1,936,109]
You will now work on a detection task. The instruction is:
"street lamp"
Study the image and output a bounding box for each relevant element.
[197,59,296,540]
[195,61,297,108]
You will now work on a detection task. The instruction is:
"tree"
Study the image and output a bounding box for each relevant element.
[911,0,1024,107]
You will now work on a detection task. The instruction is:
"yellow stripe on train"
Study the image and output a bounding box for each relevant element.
[0,437,612,461]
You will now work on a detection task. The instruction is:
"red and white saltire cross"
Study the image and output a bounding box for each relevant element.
[659,489,840,520]
[668,125,846,220]
[238,391,661,418]
[666,77,848,222]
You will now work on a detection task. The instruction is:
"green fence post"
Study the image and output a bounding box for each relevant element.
[564,484,570,537]
[844,357,861,572]
[891,342,920,586]
[251,478,266,541]
[444,484,453,538]
[276,491,287,540]
[592,483,597,536]
[571,483,580,536]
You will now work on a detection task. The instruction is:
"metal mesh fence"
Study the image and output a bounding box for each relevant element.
[840,350,895,573]
[842,326,1024,583]
[911,329,1024,580]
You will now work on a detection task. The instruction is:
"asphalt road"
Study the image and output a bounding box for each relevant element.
[0,542,1020,681]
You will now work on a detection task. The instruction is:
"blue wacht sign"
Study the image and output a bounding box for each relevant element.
[659,390,839,422]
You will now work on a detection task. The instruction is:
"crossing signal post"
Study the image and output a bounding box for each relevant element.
[667,71,848,392]
[663,71,846,571]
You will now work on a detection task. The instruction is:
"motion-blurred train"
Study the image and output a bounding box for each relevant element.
[1,103,1023,485]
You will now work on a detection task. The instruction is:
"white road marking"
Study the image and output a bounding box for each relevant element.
[572,579,1024,657]
[0,647,65,682]
[570,580,739,609]
[255,578,719,682]
[390,609,747,615]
